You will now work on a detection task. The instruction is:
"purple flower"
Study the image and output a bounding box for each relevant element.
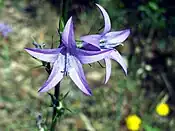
[0,23,12,38]
[80,4,130,83]
[25,17,112,95]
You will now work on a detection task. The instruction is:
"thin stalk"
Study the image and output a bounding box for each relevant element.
[50,82,60,131]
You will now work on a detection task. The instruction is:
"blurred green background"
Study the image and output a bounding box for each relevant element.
[0,0,175,130]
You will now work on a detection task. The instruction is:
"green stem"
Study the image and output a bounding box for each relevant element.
[60,0,69,24]
[50,82,60,131]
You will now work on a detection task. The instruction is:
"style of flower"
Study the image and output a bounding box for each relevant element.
[156,103,170,116]
[25,17,112,95]
[0,22,12,38]
[125,114,142,131]
[80,4,130,83]
[32,41,45,49]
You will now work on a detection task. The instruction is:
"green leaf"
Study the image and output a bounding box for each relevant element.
[148,2,158,11]
[143,123,160,131]
[60,91,70,101]
[138,5,147,12]
[59,17,65,33]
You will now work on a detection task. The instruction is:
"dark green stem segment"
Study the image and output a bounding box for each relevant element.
[50,82,60,131]
[61,0,69,24]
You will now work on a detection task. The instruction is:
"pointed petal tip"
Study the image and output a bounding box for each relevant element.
[68,16,73,23]
[24,48,35,54]
[38,89,42,92]
[124,69,128,76]
[110,50,128,76]
[84,89,92,96]
[38,87,46,93]
[38,85,53,93]
[95,3,103,9]
[64,16,73,30]
[121,63,127,76]
[24,48,34,54]
[66,16,73,28]
[95,3,100,7]
[24,48,31,51]
[62,16,76,48]
[120,62,127,76]
[117,29,131,40]
[127,29,131,33]
[104,79,108,84]
[104,74,110,84]
[104,58,111,84]
[124,29,131,37]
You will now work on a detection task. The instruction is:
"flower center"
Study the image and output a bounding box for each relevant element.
[99,37,122,49]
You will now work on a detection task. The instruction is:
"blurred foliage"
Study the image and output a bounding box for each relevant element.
[0,0,175,130]
[0,0,4,8]
[138,1,166,29]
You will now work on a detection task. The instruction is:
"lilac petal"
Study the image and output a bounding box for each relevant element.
[104,58,111,84]
[77,48,112,64]
[38,55,65,92]
[62,17,76,48]
[96,4,111,34]
[80,35,101,49]
[25,48,61,62]
[82,42,101,51]
[69,56,92,95]
[110,50,127,75]
[104,29,130,44]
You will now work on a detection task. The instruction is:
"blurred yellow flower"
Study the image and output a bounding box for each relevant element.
[156,103,170,116]
[125,114,141,131]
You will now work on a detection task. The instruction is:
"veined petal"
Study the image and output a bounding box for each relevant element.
[80,35,101,49]
[104,29,130,44]
[77,48,112,64]
[25,48,61,62]
[68,56,92,95]
[38,55,65,92]
[104,58,111,84]
[96,4,111,34]
[110,50,127,75]
[62,17,76,48]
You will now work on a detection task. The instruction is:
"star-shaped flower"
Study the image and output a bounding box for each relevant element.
[80,4,130,83]
[25,17,112,95]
